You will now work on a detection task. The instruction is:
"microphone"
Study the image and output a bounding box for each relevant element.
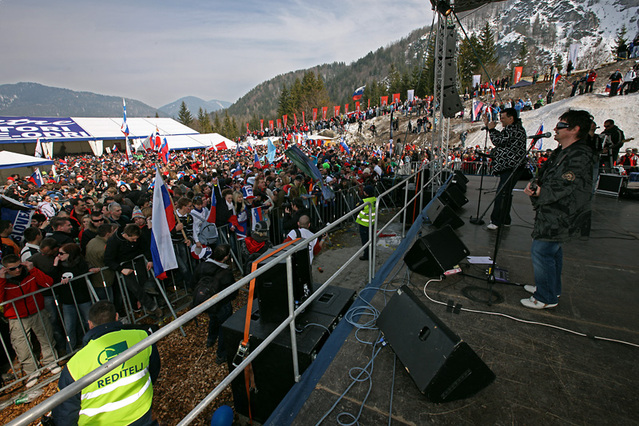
[481,126,489,131]
[528,132,552,140]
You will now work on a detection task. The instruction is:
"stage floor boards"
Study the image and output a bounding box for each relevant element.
[273,174,639,425]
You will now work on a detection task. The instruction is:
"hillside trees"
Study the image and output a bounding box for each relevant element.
[612,24,628,59]
[177,101,193,128]
[196,107,212,133]
[276,71,330,120]
[457,32,481,89]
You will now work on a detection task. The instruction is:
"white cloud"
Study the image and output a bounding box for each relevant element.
[0,0,432,107]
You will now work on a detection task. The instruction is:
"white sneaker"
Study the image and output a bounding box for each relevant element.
[25,373,40,389]
[47,363,62,375]
[521,296,558,310]
[523,285,560,298]
[486,223,498,230]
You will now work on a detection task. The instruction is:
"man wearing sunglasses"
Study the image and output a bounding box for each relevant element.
[522,110,596,310]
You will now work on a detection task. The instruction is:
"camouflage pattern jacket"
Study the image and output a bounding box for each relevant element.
[488,122,527,173]
[531,139,595,242]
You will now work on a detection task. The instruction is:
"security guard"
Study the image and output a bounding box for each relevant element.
[53,301,161,425]
[356,185,377,261]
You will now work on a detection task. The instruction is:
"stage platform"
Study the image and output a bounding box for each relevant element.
[266,174,639,425]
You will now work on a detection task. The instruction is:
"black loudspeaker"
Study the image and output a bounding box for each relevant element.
[404,225,470,277]
[425,198,464,229]
[451,170,468,193]
[255,243,313,323]
[440,24,463,118]
[377,286,495,402]
[596,173,624,197]
[223,285,354,423]
[439,183,468,210]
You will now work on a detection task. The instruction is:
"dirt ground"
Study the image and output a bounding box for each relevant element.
[0,226,362,426]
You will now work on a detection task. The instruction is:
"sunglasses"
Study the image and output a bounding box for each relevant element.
[556,122,570,129]
[7,265,22,271]
[59,252,68,255]
[92,218,104,222]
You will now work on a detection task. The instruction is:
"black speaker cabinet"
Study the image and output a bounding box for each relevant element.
[451,170,468,193]
[377,286,495,402]
[404,225,470,277]
[223,285,354,423]
[596,173,624,197]
[254,243,313,323]
[425,198,464,229]
[439,183,469,210]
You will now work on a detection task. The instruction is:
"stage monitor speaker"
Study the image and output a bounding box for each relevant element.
[404,225,470,277]
[255,243,313,324]
[425,198,464,229]
[596,173,623,197]
[377,285,495,402]
[440,183,469,210]
[451,170,468,193]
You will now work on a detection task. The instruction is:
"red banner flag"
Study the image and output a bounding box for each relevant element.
[392,93,400,104]
[294,113,298,125]
[322,107,328,120]
[260,119,264,132]
[283,115,288,127]
[246,122,250,133]
[334,105,340,117]
[302,111,305,124]
[312,108,317,121]
[381,96,388,106]
[514,66,523,84]
[356,101,360,112]
[277,119,282,129]
[368,99,370,108]
[269,120,274,131]
[345,104,349,114]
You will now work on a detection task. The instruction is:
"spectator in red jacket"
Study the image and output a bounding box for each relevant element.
[0,255,60,388]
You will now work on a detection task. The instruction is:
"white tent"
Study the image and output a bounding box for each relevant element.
[0,151,54,169]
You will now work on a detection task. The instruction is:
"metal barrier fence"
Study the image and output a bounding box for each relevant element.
[7,163,442,426]
[0,255,189,394]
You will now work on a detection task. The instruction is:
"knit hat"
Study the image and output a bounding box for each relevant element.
[132,206,145,220]
[363,185,375,197]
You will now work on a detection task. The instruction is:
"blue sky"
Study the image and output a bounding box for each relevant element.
[0,0,432,108]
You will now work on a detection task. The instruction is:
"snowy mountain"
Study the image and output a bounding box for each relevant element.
[158,96,231,118]
[460,0,639,70]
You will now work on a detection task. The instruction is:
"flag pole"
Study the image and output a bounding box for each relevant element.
[158,163,189,244]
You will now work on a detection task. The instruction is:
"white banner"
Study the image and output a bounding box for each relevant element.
[407,89,415,102]
[88,140,104,157]
[472,74,481,88]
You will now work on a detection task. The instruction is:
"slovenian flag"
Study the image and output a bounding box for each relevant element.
[251,207,267,231]
[150,169,178,280]
[352,85,365,101]
[551,73,561,93]
[489,83,496,99]
[153,127,161,151]
[121,99,129,136]
[534,123,544,150]
[29,168,43,187]
[253,152,262,169]
[159,137,169,164]
[340,139,350,155]
[472,100,485,122]
[206,186,217,223]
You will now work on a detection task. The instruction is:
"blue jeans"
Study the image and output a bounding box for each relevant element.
[531,240,563,304]
[62,302,91,352]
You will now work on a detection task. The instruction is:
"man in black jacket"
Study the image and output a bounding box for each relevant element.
[483,108,527,229]
[104,224,162,318]
[191,244,236,363]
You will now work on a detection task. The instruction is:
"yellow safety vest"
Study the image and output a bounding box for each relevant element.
[356,196,377,227]
[66,329,153,425]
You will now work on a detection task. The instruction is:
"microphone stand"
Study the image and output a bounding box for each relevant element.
[469,128,490,225]
[462,134,545,305]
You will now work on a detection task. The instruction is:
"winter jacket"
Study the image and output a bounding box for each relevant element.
[0,267,53,319]
[488,121,527,173]
[104,229,152,272]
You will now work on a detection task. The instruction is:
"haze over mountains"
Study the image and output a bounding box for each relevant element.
[0,0,636,121]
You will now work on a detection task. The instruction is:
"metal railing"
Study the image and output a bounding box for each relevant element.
[7,163,438,426]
